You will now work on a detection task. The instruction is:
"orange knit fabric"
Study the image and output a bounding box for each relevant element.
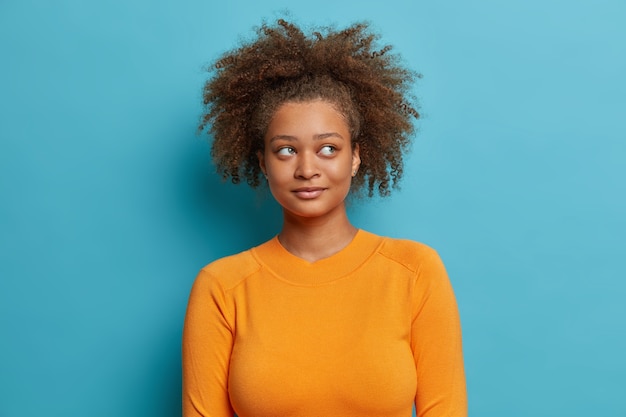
[182,230,467,417]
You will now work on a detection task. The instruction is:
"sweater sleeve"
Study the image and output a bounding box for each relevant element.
[182,269,235,417]
[411,248,467,417]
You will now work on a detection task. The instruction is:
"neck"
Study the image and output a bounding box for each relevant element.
[278,206,358,263]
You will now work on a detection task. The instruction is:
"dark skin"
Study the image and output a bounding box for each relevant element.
[258,99,361,262]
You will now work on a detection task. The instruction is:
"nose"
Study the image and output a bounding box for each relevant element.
[294,151,320,179]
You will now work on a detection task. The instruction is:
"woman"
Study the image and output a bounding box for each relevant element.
[183,19,467,417]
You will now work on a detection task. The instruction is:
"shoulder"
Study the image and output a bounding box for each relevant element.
[372,234,454,298]
[375,235,444,274]
[196,248,262,291]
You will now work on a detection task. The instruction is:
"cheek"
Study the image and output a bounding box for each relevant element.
[265,165,293,192]
[330,158,355,179]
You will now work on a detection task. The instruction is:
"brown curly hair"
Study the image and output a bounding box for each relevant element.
[199,19,420,197]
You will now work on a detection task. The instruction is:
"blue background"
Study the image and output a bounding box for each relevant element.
[1,0,625,416]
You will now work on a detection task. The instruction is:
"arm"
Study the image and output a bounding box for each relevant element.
[182,269,235,417]
[411,249,467,417]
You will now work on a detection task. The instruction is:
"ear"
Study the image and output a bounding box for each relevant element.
[351,143,361,175]
[257,150,267,176]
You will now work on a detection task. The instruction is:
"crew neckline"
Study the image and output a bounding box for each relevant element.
[251,229,384,286]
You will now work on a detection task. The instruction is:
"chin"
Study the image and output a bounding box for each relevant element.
[283,203,347,220]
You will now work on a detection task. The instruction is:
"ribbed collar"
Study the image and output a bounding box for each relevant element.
[251,229,384,286]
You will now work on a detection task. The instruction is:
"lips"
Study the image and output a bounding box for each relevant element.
[292,187,326,199]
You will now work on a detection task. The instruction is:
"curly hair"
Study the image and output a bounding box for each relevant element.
[199,19,420,197]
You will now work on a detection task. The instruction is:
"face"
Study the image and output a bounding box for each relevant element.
[258,100,361,221]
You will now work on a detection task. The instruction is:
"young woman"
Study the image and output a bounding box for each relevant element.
[183,19,467,417]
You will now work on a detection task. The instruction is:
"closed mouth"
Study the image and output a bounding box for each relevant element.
[293,187,325,192]
[292,187,326,199]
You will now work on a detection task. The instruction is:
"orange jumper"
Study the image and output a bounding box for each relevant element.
[183,230,467,417]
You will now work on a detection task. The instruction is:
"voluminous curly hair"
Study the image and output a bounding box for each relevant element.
[199,18,420,197]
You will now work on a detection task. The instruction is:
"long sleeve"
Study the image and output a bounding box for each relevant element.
[182,269,235,417]
[411,249,467,417]
[182,232,466,417]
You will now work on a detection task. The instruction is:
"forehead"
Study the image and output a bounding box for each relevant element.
[266,100,351,137]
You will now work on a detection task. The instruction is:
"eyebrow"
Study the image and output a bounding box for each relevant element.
[269,132,346,143]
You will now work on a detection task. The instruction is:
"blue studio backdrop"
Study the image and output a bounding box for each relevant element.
[1,1,625,416]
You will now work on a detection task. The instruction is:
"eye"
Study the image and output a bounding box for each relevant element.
[276,147,296,156]
[319,145,336,156]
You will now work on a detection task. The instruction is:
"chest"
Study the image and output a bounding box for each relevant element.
[227,272,417,416]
